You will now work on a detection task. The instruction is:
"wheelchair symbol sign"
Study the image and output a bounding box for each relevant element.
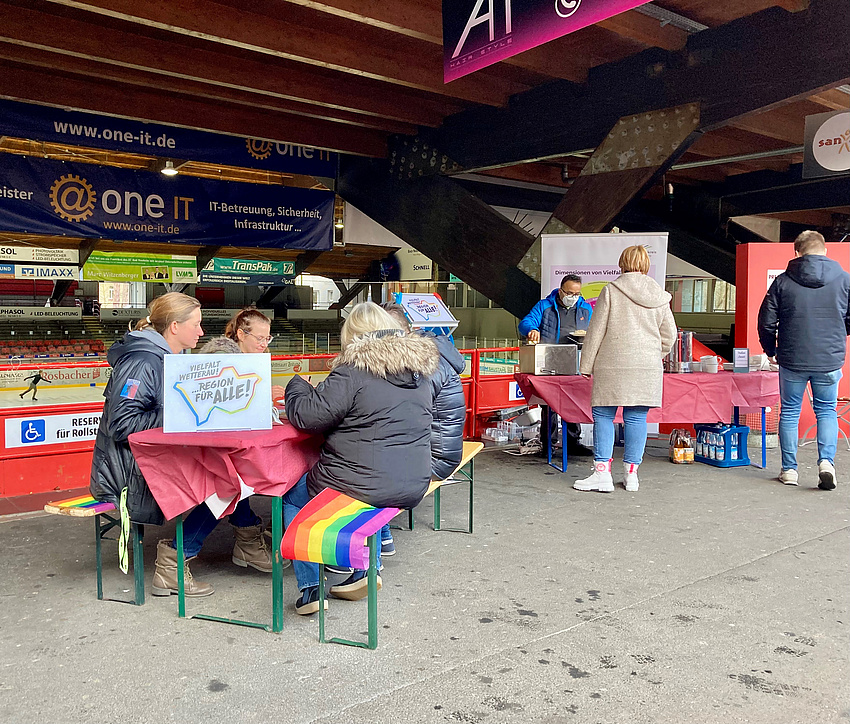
[20,419,45,444]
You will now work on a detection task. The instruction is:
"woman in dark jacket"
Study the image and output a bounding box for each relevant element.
[284,302,439,614]
[90,293,211,594]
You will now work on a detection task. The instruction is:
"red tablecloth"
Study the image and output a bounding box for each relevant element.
[129,424,322,521]
[514,371,779,424]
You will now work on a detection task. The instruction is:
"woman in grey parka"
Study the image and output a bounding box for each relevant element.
[574,245,677,494]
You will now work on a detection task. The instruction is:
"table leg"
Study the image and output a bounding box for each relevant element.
[761,407,767,469]
[561,419,568,472]
[271,496,284,633]
[176,514,185,619]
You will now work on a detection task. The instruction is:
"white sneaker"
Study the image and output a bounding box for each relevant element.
[574,460,614,493]
[778,469,798,486]
[623,463,640,492]
[818,461,836,491]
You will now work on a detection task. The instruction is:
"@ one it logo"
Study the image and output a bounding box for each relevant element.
[555,0,581,18]
[49,174,96,222]
[245,139,273,160]
[813,113,850,172]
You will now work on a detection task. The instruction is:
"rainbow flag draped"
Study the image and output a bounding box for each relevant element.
[281,488,400,570]
[44,494,116,516]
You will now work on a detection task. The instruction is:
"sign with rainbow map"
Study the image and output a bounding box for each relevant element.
[163,354,272,433]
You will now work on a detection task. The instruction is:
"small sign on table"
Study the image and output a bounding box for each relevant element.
[163,353,272,433]
[733,348,750,374]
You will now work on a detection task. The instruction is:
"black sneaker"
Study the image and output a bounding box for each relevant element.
[381,537,396,557]
[294,586,327,615]
[329,570,381,601]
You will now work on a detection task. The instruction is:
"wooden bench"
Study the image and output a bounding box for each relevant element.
[44,494,145,605]
[281,488,399,650]
[401,441,484,534]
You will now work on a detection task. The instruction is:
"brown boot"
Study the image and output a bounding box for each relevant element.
[232,525,273,573]
[151,539,214,597]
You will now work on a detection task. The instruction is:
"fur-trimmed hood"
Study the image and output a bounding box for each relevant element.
[199,336,241,354]
[333,329,439,387]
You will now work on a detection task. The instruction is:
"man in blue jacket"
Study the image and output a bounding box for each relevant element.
[519,274,594,455]
[519,274,593,344]
[758,230,850,491]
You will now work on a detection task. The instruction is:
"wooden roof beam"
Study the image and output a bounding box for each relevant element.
[0,2,454,128]
[41,0,526,106]
[0,60,389,157]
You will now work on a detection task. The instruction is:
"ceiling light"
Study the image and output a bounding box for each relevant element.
[334,221,345,229]
[160,160,178,176]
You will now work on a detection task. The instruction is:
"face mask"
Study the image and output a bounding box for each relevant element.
[560,293,579,308]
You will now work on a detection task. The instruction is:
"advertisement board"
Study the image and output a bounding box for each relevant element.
[199,258,296,285]
[83,251,197,283]
[540,233,668,305]
[163,353,272,433]
[0,306,82,320]
[0,155,334,250]
[803,110,850,179]
[0,246,79,264]
[0,98,338,178]
[0,263,78,281]
[4,411,102,449]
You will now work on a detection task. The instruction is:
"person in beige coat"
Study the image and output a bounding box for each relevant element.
[574,245,677,493]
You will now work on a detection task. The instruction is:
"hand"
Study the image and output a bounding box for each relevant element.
[527,329,540,344]
[271,384,286,402]
[581,373,591,379]
[768,356,777,365]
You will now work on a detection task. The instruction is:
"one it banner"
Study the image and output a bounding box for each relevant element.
[83,251,198,284]
[0,99,338,178]
[444,0,652,82]
[0,155,334,251]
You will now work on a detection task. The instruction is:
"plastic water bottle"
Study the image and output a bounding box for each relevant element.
[730,432,738,461]
[696,431,704,457]
[716,431,726,462]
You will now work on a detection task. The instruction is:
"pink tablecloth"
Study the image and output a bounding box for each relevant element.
[129,424,322,521]
[514,371,779,424]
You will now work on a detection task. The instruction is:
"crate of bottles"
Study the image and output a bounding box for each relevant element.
[694,424,750,467]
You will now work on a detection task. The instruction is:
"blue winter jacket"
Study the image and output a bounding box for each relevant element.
[518,289,593,343]
[758,254,850,373]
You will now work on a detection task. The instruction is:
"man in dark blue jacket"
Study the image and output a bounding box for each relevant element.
[519,274,594,456]
[758,230,850,491]
[518,275,593,344]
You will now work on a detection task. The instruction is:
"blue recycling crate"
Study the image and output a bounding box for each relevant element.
[694,424,750,467]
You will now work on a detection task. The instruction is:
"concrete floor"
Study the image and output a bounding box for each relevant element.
[0,440,847,724]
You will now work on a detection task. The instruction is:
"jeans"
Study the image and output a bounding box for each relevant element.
[283,474,383,592]
[173,498,262,559]
[592,406,651,465]
[778,366,841,471]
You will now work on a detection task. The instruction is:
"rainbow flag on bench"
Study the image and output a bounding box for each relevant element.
[281,488,400,570]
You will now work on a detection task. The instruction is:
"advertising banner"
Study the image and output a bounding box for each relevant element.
[163,354,272,433]
[540,233,668,305]
[0,306,82,320]
[0,245,78,264]
[0,155,334,250]
[444,0,651,82]
[83,251,197,283]
[199,258,296,285]
[0,263,78,281]
[0,99,338,178]
[803,110,850,179]
[99,307,275,321]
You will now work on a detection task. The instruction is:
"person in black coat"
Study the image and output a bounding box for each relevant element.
[284,302,439,614]
[89,292,210,595]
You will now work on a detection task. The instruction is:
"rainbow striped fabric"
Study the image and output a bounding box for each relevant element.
[44,494,116,517]
[281,488,400,570]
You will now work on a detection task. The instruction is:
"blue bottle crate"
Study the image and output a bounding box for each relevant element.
[694,424,750,467]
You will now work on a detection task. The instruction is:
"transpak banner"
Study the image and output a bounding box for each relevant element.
[0,155,334,251]
[199,257,296,285]
[444,0,651,82]
[82,251,198,284]
[0,99,338,179]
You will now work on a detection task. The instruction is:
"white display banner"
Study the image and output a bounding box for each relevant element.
[0,264,79,281]
[0,366,110,389]
[0,306,82,320]
[540,233,668,305]
[395,248,433,281]
[163,353,272,433]
[4,411,102,449]
[0,246,79,264]
[100,307,275,321]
